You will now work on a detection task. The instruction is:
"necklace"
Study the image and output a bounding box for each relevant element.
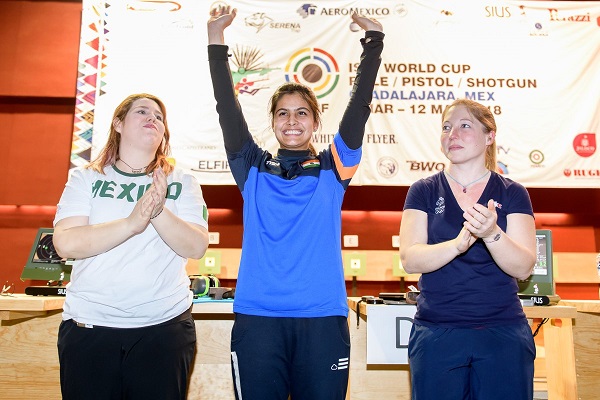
[444,170,490,193]
[119,159,148,174]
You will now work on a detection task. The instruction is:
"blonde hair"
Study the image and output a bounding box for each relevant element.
[442,99,497,171]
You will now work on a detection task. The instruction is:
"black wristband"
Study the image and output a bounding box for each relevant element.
[150,208,164,219]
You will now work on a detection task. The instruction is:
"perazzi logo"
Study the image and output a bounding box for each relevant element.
[548,9,591,22]
[91,180,182,201]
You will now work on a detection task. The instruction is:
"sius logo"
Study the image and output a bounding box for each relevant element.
[485,6,511,18]
[297,4,317,18]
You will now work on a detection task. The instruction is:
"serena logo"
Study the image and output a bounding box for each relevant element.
[284,48,340,99]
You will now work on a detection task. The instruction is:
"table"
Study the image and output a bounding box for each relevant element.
[347,297,578,400]
[0,294,237,399]
[0,295,584,400]
[559,300,600,400]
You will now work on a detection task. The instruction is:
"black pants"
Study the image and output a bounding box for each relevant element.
[230,314,351,400]
[58,307,196,400]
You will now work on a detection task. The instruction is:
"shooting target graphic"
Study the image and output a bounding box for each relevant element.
[284,48,339,99]
[34,233,61,263]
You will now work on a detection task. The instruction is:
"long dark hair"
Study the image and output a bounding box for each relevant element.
[268,82,322,156]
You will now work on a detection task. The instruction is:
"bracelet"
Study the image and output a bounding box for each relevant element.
[483,232,501,243]
[150,208,164,219]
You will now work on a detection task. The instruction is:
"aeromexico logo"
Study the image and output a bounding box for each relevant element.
[91,180,182,201]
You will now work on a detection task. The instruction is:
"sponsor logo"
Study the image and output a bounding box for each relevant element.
[529,150,546,168]
[297,4,317,18]
[485,6,512,18]
[548,9,591,23]
[563,169,600,178]
[435,197,445,215]
[529,22,549,37]
[230,46,279,96]
[496,161,509,174]
[377,157,399,178]
[331,357,349,370]
[573,133,596,157]
[191,160,230,173]
[320,7,390,17]
[285,48,340,99]
[245,13,273,32]
[406,160,445,172]
[395,4,409,17]
[245,12,300,32]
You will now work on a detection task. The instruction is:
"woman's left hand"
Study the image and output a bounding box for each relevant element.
[463,199,499,240]
[351,11,383,32]
[149,167,167,219]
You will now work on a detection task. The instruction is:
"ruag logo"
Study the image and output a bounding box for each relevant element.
[573,133,596,157]
[285,48,340,99]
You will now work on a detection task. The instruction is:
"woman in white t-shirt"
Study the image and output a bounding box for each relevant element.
[53,93,209,400]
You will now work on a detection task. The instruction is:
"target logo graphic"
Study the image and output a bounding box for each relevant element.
[529,149,544,164]
[284,48,340,99]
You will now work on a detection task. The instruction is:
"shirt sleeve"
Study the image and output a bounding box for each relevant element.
[208,44,252,154]
[338,30,384,150]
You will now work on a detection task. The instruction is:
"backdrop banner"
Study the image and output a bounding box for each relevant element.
[72,0,600,188]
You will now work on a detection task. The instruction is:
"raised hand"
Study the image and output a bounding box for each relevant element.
[351,11,383,32]
[149,167,167,219]
[208,5,237,44]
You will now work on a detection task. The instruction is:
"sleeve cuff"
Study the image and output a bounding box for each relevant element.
[363,30,385,42]
[208,44,229,60]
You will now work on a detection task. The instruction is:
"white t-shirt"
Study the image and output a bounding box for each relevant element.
[54,165,208,328]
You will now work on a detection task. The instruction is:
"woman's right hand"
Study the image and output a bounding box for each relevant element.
[128,185,159,233]
[207,5,237,44]
[454,226,476,254]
